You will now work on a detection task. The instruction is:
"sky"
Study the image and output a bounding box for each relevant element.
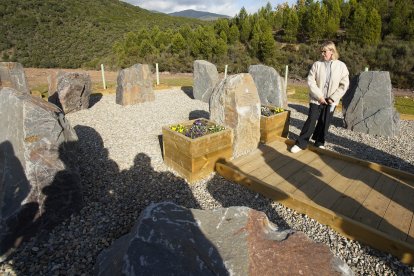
[122,0,297,17]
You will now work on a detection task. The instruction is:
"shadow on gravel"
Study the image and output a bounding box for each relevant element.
[4,124,229,275]
[89,93,103,108]
[287,104,414,174]
[181,86,194,99]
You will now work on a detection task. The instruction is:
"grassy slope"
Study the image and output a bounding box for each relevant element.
[0,0,205,68]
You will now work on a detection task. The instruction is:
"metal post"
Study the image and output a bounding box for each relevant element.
[284,65,288,94]
[101,64,106,90]
[156,63,160,85]
[224,65,228,79]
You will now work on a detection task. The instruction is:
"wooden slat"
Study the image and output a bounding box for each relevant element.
[331,169,381,218]
[352,174,398,229]
[312,164,365,209]
[378,183,414,241]
[293,156,347,201]
[261,150,320,192]
[276,154,331,194]
[245,148,307,180]
[234,143,292,174]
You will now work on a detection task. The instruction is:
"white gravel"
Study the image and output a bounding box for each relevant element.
[1,90,413,275]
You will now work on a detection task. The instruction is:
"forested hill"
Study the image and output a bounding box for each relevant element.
[0,0,206,68]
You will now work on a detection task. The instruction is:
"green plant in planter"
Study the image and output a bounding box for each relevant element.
[261,106,285,116]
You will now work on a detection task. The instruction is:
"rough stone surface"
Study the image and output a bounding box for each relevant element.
[248,64,287,108]
[342,71,399,137]
[0,88,82,261]
[210,73,260,158]
[95,202,352,276]
[0,62,30,94]
[48,71,92,114]
[193,60,219,103]
[116,64,154,106]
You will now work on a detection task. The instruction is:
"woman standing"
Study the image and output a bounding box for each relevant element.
[290,41,349,153]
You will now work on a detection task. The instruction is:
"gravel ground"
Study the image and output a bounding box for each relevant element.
[1,90,413,275]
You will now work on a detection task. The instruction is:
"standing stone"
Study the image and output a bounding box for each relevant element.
[193,60,219,103]
[0,88,82,260]
[94,202,353,276]
[342,71,399,137]
[248,64,287,108]
[48,71,92,114]
[116,64,154,106]
[210,73,260,158]
[0,62,30,94]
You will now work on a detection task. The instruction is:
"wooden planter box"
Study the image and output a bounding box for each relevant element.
[260,108,290,143]
[162,119,233,183]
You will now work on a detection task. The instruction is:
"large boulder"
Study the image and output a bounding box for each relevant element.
[210,73,260,158]
[94,202,353,276]
[116,64,154,106]
[0,62,30,94]
[0,88,82,260]
[48,71,92,114]
[342,71,399,137]
[193,60,219,103]
[248,64,287,108]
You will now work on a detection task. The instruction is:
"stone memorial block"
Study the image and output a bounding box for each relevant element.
[193,60,219,103]
[342,71,399,137]
[48,71,92,114]
[0,62,30,94]
[210,73,261,157]
[116,64,154,106]
[249,64,287,108]
[0,88,82,260]
[94,202,353,276]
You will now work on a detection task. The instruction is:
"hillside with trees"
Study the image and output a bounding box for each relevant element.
[1,0,413,88]
[0,0,206,68]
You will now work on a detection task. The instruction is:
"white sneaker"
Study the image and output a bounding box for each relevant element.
[318,145,326,149]
[290,145,302,153]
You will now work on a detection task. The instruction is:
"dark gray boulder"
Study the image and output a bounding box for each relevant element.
[248,64,287,108]
[48,71,92,114]
[0,88,82,260]
[193,60,219,103]
[94,202,353,276]
[342,71,399,137]
[116,64,154,106]
[0,62,30,94]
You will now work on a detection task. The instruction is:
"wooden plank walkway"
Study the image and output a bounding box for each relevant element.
[216,137,414,265]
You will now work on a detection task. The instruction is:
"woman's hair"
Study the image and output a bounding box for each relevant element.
[321,41,339,60]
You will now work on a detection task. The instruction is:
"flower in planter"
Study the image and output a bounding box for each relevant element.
[261,106,285,117]
[170,119,226,139]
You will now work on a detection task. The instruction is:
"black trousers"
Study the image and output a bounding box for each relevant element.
[296,103,335,149]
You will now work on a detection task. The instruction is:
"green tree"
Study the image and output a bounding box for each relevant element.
[389,0,414,40]
[171,32,186,54]
[283,7,299,43]
[364,8,381,45]
[228,24,240,44]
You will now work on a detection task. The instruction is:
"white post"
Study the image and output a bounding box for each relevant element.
[224,65,228,79]
[101,64,106,90]
[284,65,289,94]
[365,67,369,72]
[156,63,160,85]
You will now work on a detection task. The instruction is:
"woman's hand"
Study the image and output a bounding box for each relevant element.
[319,97,327,105]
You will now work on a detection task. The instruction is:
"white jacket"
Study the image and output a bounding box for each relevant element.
[307,60,349,105]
